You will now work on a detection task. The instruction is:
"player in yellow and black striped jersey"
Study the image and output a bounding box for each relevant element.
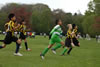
[18,20,31,51]
[0,13,23,56]
[67,24,80,55]
[61,24,75,56]
[72,25,80,47]
[0,22,9,42]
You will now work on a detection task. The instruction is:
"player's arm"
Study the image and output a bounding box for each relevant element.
[12,23,20,31]
[68,32,75,47]
[72,30,78,39]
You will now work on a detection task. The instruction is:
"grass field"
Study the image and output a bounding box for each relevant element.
[0,35,100,67]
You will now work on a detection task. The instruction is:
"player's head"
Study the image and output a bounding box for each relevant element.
[55,19,62,25]
[20,19,25,25]
[8,13,16,21]
[67,24,72,30]
[72,24,77,29]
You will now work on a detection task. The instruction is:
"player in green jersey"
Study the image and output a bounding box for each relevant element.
[40,19,64,59]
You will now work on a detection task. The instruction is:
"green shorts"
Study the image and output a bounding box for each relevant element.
[49,34,62,45]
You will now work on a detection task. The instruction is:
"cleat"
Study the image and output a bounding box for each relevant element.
[67,53,70,55]
[20,46,22,48]
[51,48,56,54]
[40,54,44,60]
[26,48,32,51]
[14,53,23,56]
[61,54,65,56]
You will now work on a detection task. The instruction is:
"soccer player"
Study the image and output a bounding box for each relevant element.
[0,13,23,56]
[61,24,75,56]
[18,20,31,51]
[40,19,64,59]
[49,30,62,54]
[67,24,80,55]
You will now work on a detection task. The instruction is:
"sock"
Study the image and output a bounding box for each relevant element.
[15,42,20,53]
[25,42,28,50]
[42,48,49,56]
[67,47,73,54]
[0,40,4,42]
[61,48,67,55]
[0,46,3,49]
[53,43,62,50]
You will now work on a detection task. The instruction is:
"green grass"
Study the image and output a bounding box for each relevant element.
[0,35,100,67]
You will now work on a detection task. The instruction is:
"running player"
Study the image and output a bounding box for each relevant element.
[0,13,22,56]
[61,24,75,56]
[18,20,31,51]
[67,24,80,55]
[40,19,64,59]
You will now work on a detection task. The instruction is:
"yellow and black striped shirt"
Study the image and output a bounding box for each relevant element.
[4,22,9,31]
[73,29,77,34]
[66,29,72,39]
[72,29,77,38]
[6,20,15,36]
[19,24,26,35]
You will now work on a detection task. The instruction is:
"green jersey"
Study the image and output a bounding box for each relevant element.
[50,25,62,36]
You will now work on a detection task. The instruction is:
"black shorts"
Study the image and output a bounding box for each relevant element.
[19,32,26,40]
[65,38,72,48]
[72,37,79,46]
[4,32,18,44]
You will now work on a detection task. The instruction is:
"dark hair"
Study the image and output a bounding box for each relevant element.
[72,24,76,29]
[20,19,25,24]
[55,19,60,25]
[8,13,15,20]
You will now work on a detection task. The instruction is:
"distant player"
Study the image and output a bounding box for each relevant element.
[67,24,80,55]
[0,13,22,56]
[40,19,64,59]
[18,20,31,51]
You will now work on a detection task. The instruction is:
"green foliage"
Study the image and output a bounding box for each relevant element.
[31,4,52,33]
[82,0,100,37]
[82,15,96,36]
[0,12,8,31]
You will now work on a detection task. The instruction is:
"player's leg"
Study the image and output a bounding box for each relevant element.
[67,47,72,55]
[0,33,12,49]
[51,35,64,54]
[41,44,54,56]
[0,40,4,42]
[24,38,31,51]
[0,43,6,49]
[52,41,64,54]
[40,35,56,59]
[13,37,23,56]
[61,47,68,56]
[61,38,71,55]
[51,43,62,53]
[73,38,80,47]
[40,43,54,59]
[67,38,80,55]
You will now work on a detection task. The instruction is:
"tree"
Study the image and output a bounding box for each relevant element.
[31,4,52,34]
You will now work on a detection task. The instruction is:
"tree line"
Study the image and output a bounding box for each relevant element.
[0,0,100,37]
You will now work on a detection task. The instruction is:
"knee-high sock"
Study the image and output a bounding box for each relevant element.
[67,47,73,54]
[25,42,28,50]
[42,48,49,56]
[61,48,67,55]
[0,40,4,42]
[15,42,20,53]
[52,43,62,50]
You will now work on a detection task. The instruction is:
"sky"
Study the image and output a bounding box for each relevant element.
[0,0,91,14]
